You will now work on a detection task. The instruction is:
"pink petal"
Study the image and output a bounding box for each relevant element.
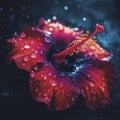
[76,60,116,110]
[78,39,112,61]
[7,27,52,71]
[30,63,79,111]
[38,19,83,44]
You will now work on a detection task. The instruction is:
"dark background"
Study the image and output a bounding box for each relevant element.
[0,0,120,120]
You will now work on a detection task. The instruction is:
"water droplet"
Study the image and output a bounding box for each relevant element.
[66,104,70,108]
[34,50,38,54]
[22,63,25,66]
[15,43,18,46]
[35,88,39,92]
[90,46,95,50]
[52,16,57,20]
[100,87,105,92]
[33,66,38,71]
[23,56,29,62]
[44,33,53,43]
[48,73,52,76]
[30,71,35,78]
[24,44,30,49]
[14,32,18,36]
[41,74,44,77]
[71,98,75,101]
[21,47,24,50]
[53,75,56,78]
[43,93,47,97]
[85,86,89,90]
[49,27,53,32]
[47,19,51,22]
[34,62,43,70]
[19,38,22,41]
[40,50,44,55]
[31,27,35,31]
[90,82,95,87]
[20,32,26,38]
[51,81,56,86]
[31,54,37,58]
[44,62,48,66]
[74,27,79,31]
[43,76,47,80]
[102,55,112,61]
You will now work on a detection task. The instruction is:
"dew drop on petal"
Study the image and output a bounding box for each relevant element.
[31,27,35,31]
[51,81,56,86]
[40,50,44,55]
[41,74,44,77]
[33,65,39,71]
[47,19,51,22]
[100,87,105,92]
[31,54,37,59]
[90,46,95,50]
[48,72,52,76]
[44,33,53,43]
[23,56,29,62]
[43,76,47,80]
[34,50,38,54]
[52,16,57,20]
[66,104,70,108]
[20,32,26,38]
[35,88,39,92]
[22,63,25,66]
[19,38,22,41]
[24,44,30,49]
[90,82,95,87]
[30,71,35,78]
[44,62,49,66]
[71,98,75,101]
[15,43,18,46]
[102,55,112,61]
[43,93,47,97]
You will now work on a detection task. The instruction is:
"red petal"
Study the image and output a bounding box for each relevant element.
[38,19,83,44]
[78,39,112,61]
[76,60,116,110]
[7,27,52,71]
[39,19,112,61]
[30,63,79,111]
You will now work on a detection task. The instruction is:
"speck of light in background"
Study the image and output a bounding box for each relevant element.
[0,8,3,11]
[52,16,57,20]
[83,17,87,21]
[64,6,69,11]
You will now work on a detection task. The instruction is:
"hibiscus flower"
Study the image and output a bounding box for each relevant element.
[7,19,116,111]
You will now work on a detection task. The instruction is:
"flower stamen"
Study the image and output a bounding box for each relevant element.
[54,24,104,64]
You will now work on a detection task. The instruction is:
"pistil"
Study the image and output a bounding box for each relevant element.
[54,24,104,64]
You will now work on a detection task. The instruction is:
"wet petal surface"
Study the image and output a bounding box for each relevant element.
[7,27,53,71]
[30,63,79,111]
[75,59,116,110]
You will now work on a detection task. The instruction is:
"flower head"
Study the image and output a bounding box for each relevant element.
[7,19,116,111]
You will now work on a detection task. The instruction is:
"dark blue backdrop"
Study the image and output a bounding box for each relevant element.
[0,0,120,120]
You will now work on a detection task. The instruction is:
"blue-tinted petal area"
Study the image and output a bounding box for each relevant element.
[75,59,116,110]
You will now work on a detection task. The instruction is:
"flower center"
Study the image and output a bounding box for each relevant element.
[53,24,104,64]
